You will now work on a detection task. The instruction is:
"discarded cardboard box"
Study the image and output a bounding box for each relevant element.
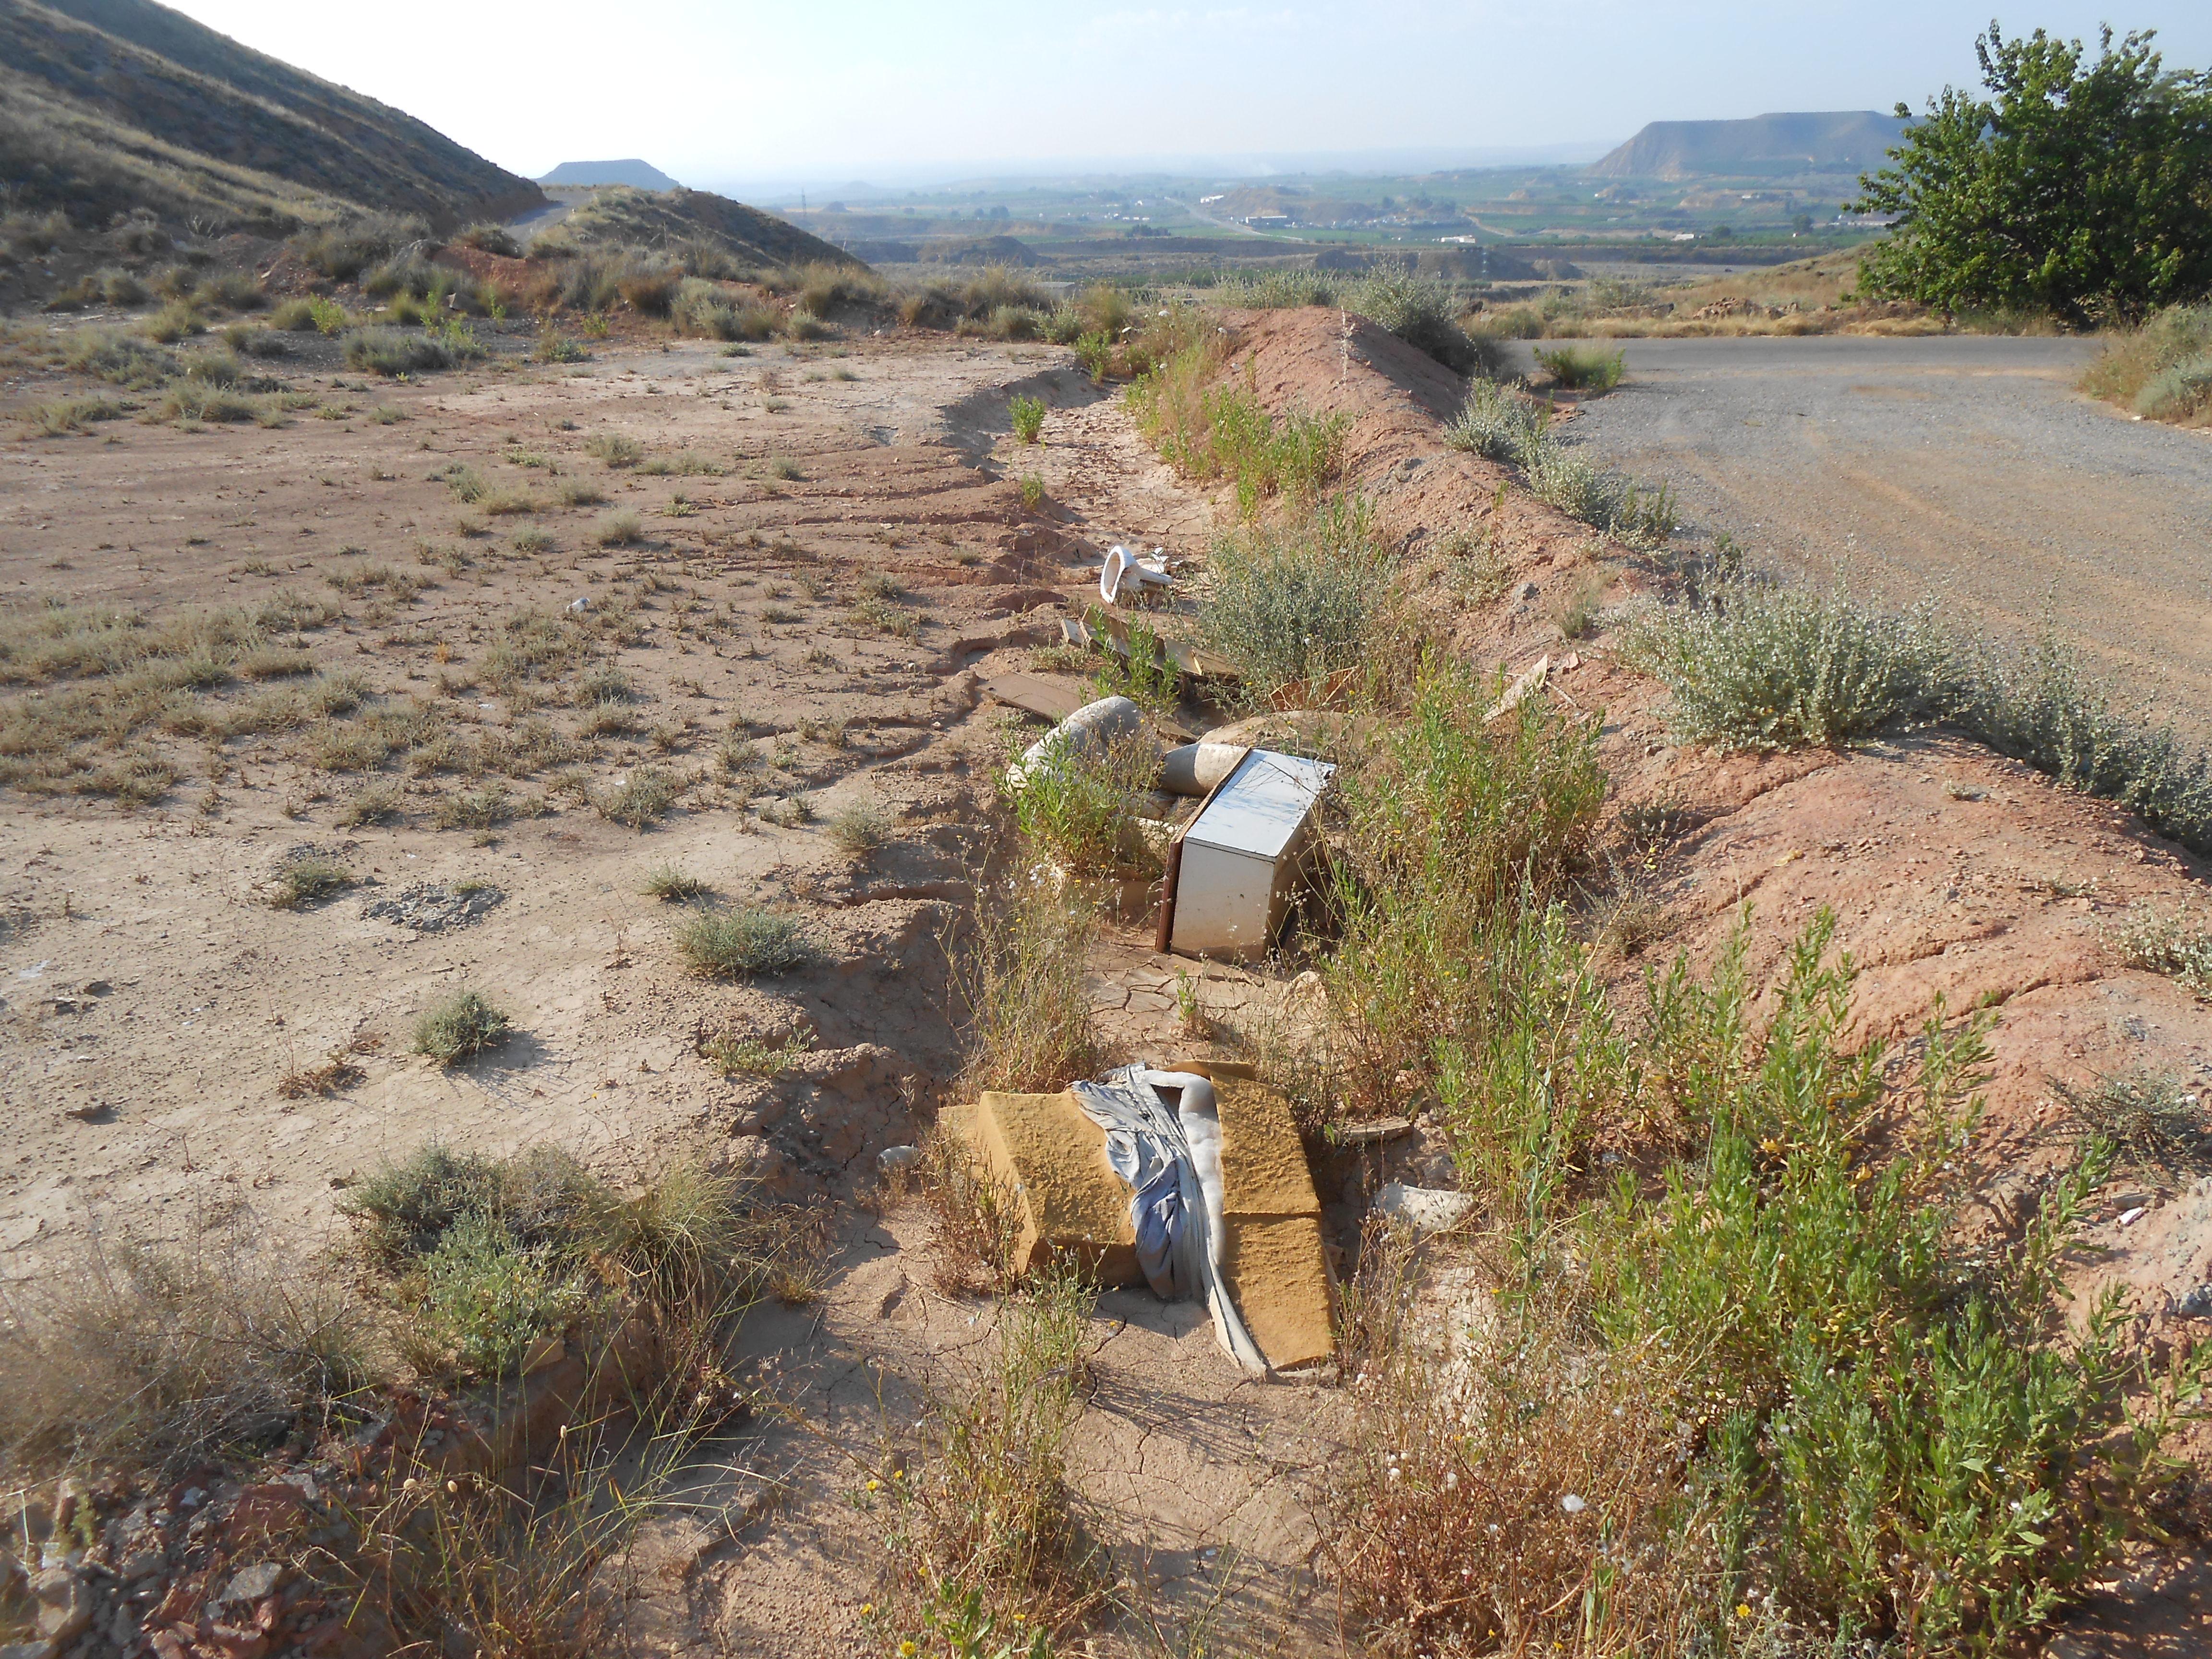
[1159,749,1334,962]
[959,1060,1335,1372]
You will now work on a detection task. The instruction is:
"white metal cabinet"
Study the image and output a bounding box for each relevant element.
[1167,750,1334,961]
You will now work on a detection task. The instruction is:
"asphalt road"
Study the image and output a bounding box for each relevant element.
[1505,337,2212,732]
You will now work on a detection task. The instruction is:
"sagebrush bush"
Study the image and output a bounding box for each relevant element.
[1350,267,1502,376]
[1628,583,2212,853]
[1621,580,1953,750]
[676,905,808,976]
[412,989,512,1064]
[1199,496,1396,705]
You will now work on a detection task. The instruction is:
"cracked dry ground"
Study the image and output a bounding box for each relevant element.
[12,308,2212,1653]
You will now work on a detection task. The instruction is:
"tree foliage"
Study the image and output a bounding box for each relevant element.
[1854,23,2212,323]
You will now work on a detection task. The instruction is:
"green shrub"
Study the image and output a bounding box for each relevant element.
[412,989,512,1064]
[1622,581,1953,750]
[594,765,676,826]
[1349,267,1502,375]
[1534,343,1625,391]
[1006,734,1158,876]
[1009,393,1046,444]
[410,1212,585,1377]
[676,905,808,976]
[1443,378,1550,462]
[343,327,454,376]
[1199,496,1395,705]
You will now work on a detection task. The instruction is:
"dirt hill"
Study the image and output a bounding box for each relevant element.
[558,184,864,270]
[539,158,681,189]
[1589,109,1908,179]
[0,0,541,227]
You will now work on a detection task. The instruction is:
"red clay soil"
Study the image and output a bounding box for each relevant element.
[1221,306,2212,1654]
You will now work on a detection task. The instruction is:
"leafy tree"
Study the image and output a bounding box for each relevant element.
[1854,23,2212,323]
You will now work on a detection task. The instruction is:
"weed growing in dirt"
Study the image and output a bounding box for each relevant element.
[828,801,891,858]
[676,906,808,976]
[1133,353,1347,516]
[1018,473,1046,510]
[1333,909,2201,1655]
[953,871,1099,1096]
[1009,393,1046,444]
[343,327,458,376]
[641,863,711,901]
[411,989,511,1065]
[594,765,676,826]
[1349,266,1500,375]
[1006,734,1159,877]
[591,510,643,547]
[269,854,355,909]
[336,779,404,826]
[1621,579,1953,750]
[2115,905,2212,994]
[1442,380,1674,547]
[0,1226,374,1476]
[2054,1067,2208,1172]
[1443,377,1550,462]
[885,1264,1104,1635]
[700,1025,815,1078]
[1321,665,1606,1114]
[1630,586,2212,854]
[586,432,642,468]
[2080,303,2212,425]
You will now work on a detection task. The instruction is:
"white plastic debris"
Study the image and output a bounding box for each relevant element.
[1159,740,1249,797]
[1006,695,1151,790]
[878,1144,921,1177]
[1100,544,1172,605]
[1561,1493,1587,1515]
[2118,1206,2147,1228]
[1377,1182,1475,1234]
[567,597,590,612]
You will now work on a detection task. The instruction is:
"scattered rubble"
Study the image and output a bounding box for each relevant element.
[358,882,505,933]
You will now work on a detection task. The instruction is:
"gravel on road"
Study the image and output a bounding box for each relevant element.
[1507,337,2212,733]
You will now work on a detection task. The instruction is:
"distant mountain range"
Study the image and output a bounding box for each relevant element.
[0,0,542,226]
[1589,111,1909,180]
[539,159,681,190]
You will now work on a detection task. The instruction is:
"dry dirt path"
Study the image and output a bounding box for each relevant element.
[1510,336,2212,733]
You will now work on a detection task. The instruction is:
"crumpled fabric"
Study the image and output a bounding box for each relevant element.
[1070,1066,1269,1376]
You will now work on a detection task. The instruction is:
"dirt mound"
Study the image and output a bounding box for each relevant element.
[1214,302,2212,1652]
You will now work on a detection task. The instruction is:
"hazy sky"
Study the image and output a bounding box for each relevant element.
[164,2,2212,194]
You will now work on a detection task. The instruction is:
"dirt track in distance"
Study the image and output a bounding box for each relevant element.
[1514,336,2212,734]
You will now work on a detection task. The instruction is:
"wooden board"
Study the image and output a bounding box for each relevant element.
[982,672,1092,723]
